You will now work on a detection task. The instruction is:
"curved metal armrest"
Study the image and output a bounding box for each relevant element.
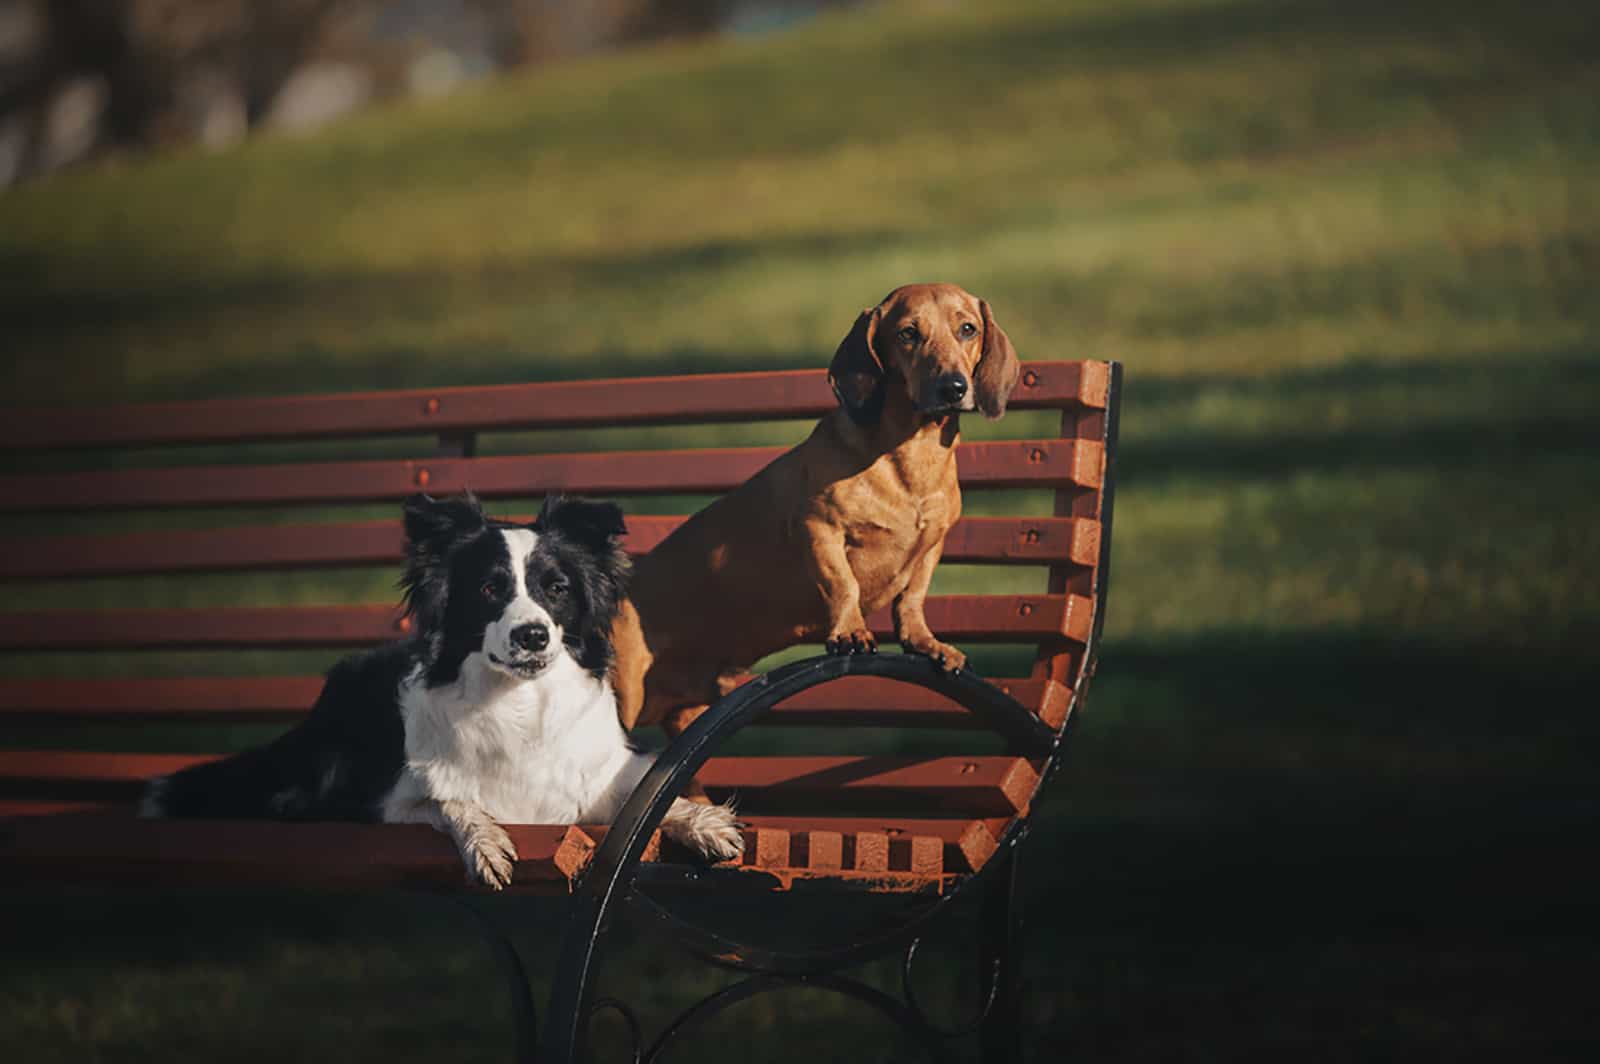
[545,655,1059,1057]
[585,653,1054,900]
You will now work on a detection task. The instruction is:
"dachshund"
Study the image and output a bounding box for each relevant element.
[612,283,1022,736]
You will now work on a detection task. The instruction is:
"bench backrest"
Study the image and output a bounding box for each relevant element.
[0,361,1118,885]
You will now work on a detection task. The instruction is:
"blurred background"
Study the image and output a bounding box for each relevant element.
[2,0,1596,1060]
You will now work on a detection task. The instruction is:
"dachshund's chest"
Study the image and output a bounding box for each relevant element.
[842,489,955,570]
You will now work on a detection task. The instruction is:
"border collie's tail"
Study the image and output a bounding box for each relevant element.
[139,648,406,821]
[139,734,344,820]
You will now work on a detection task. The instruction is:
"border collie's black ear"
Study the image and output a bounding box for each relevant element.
[974,299,1022,419]
[828,305,885,427]
[537,493,627,552]
[400,493,486,633]
[537,495,631,672]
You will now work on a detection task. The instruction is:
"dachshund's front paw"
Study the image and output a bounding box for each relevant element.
[460,819,518,890]
[826,627,878,655]
[905,636,967,672]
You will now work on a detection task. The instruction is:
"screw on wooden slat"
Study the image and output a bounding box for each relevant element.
[415,468,431,487]
[1028,448,1045,463]
[1023,528,1041,544]
[395,617,412,633]
[1018,602,1034,616]
[960,762,979,774]
[422,398,440,416]
[1022,370,1040,388]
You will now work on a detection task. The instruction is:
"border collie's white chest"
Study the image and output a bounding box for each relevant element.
[381,653,646,825]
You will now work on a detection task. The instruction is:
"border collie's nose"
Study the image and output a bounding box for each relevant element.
[510,623,549,653]
[935,373,968,407]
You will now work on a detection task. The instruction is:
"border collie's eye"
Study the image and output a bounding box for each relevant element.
[959,322,977,338]
[897,326,918,344]
[480,581,499,600]
[542,573,569,597]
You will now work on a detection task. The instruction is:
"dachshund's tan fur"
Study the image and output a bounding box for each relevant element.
[613,284,1021,736]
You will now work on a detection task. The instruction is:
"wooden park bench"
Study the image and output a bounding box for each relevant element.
[0,358,1121,1062]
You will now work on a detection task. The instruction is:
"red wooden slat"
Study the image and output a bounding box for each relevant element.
[0,516,1098,580]
[697,755,1037,816]
[742,816,999,873]
[730,826,944,876]
[0,594,1090,650]
[0,811,594,892]
[764,676,1048,727]
[0,751,1036,817]
[0,750,202,783]
[0,605,409,650]
[0,799,106,818]
[0,522,408,580]
[0,439,1100,513]
[1,362,1107,452]
[0,675,1053,729]
[0,677,325,718]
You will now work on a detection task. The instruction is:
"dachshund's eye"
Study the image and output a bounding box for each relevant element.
[959,322,978,339]
[896,326,919,344]
[480,581,500,600]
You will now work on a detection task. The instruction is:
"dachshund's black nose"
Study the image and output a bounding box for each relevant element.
[935,374,969,407]
[510,623,549,653]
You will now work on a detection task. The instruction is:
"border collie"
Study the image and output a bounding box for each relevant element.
[142,493,744,889]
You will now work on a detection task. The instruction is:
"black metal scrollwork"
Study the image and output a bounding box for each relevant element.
[587,997,643,1064]
[542,653,1053,1061]
[441,896,540,1063]
[901,936,1003,1040]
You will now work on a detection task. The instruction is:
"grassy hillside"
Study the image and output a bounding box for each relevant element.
[2,0,1597,1060]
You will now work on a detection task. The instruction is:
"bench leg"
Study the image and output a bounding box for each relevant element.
[979,846,1023,1064]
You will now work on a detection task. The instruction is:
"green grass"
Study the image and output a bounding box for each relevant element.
[2,0,1598,1059]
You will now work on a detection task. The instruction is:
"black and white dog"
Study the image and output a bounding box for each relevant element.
[142,493,744,888]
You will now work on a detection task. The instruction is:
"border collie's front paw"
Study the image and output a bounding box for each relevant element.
[461,818,518,890]
[663,798,745,863]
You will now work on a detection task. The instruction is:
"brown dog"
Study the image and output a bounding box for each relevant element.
[613,283,1022,736]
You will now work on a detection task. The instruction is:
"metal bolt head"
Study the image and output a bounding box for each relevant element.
[396,616,412,632]
[1018,602,1034,616]
[1024,528,1041,544]
[415,468,431,487]
[1029,448,1045,463]
[1022,370,1039,387]
[423,398,440,416]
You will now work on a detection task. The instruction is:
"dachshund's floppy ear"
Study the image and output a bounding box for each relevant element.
[974,299,1022,420]
[400,492,486,633]
[828,305,885,426]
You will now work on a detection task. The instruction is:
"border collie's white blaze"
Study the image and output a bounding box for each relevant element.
[142,494,743,889]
